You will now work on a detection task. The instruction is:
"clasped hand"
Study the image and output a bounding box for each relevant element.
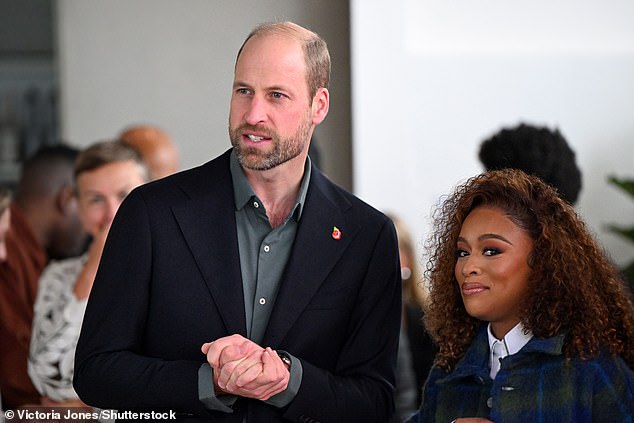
[201,334,290,401]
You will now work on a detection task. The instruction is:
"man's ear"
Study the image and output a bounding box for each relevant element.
[55,184,77,215]
[311,87,329,126]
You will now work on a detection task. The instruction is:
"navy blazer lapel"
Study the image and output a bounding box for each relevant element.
[263,169,358,345]
[171,152,247,336]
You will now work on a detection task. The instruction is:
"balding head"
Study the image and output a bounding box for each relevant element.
[236,21,330,103]
[119,125,180,180]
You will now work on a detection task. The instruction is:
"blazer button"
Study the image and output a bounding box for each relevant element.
[487,397,493,408]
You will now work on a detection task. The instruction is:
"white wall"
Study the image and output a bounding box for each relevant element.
[351,0,634,267]
[56,0,351,188]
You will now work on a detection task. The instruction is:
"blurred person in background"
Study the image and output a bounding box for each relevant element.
[0,187,11,263]
[0,187,9,422]
[119,124,180,180]
[478,122,582,205]
[28,140,148,406]
[388,214,437,422]
[0,145,86,410]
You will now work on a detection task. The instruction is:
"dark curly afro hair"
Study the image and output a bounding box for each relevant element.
[479,123,582,205]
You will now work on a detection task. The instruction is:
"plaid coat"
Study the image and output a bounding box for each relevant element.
[405,326,634,423]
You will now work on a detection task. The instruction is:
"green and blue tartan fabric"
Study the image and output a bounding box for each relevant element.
[405,326,634,422]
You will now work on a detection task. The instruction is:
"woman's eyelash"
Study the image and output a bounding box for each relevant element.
[483,247,501,256]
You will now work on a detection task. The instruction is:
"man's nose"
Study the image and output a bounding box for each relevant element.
[244,96,267,125]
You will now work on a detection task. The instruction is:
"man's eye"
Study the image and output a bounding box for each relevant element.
[237,88,250,95]
[87,196,103,205]
[271,92,284,99]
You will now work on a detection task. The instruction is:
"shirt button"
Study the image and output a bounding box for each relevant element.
[487,397,493,408]
[263,245,270,252]
[259,297,266,305]
[253,201,259,208]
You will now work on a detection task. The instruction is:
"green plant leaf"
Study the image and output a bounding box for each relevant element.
[606,175,634,292]
[606,224,634,244]
[608,176,634,199]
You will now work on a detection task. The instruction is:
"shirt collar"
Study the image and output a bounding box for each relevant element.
[229,149,311,222]
[487,322,533,358]
[441,325,564,383]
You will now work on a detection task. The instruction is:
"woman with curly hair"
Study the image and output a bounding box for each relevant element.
[406,169,634,423]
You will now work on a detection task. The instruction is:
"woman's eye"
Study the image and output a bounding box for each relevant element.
[483,248,501,256]
[455,249,469,258]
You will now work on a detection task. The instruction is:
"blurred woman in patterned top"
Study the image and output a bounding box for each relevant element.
[28,140,148,406]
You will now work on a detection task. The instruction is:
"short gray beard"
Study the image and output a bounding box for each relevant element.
[229,118,312,171]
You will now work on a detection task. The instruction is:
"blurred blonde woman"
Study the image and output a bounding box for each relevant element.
[389,214,437,421]
[28,140,149,406]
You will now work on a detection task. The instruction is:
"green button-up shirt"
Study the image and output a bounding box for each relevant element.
[199,153,312,414]
[230,151,309,408]
[229,151,311,343]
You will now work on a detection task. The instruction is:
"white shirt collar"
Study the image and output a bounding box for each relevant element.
[487,322,533,379]
[487,322,533,357]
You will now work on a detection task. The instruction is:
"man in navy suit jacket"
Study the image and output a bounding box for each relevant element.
[74,21,401,423]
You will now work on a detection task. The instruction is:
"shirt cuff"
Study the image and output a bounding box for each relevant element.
[264,350,303,408]
[198,363,235,413]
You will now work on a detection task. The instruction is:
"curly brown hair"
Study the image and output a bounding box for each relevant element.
[424,169,634,371]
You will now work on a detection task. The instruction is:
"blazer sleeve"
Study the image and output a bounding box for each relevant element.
[73,189,210,416]
[283,218,402,423]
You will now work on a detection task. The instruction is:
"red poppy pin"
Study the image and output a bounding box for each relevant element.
[331,226,342,240]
